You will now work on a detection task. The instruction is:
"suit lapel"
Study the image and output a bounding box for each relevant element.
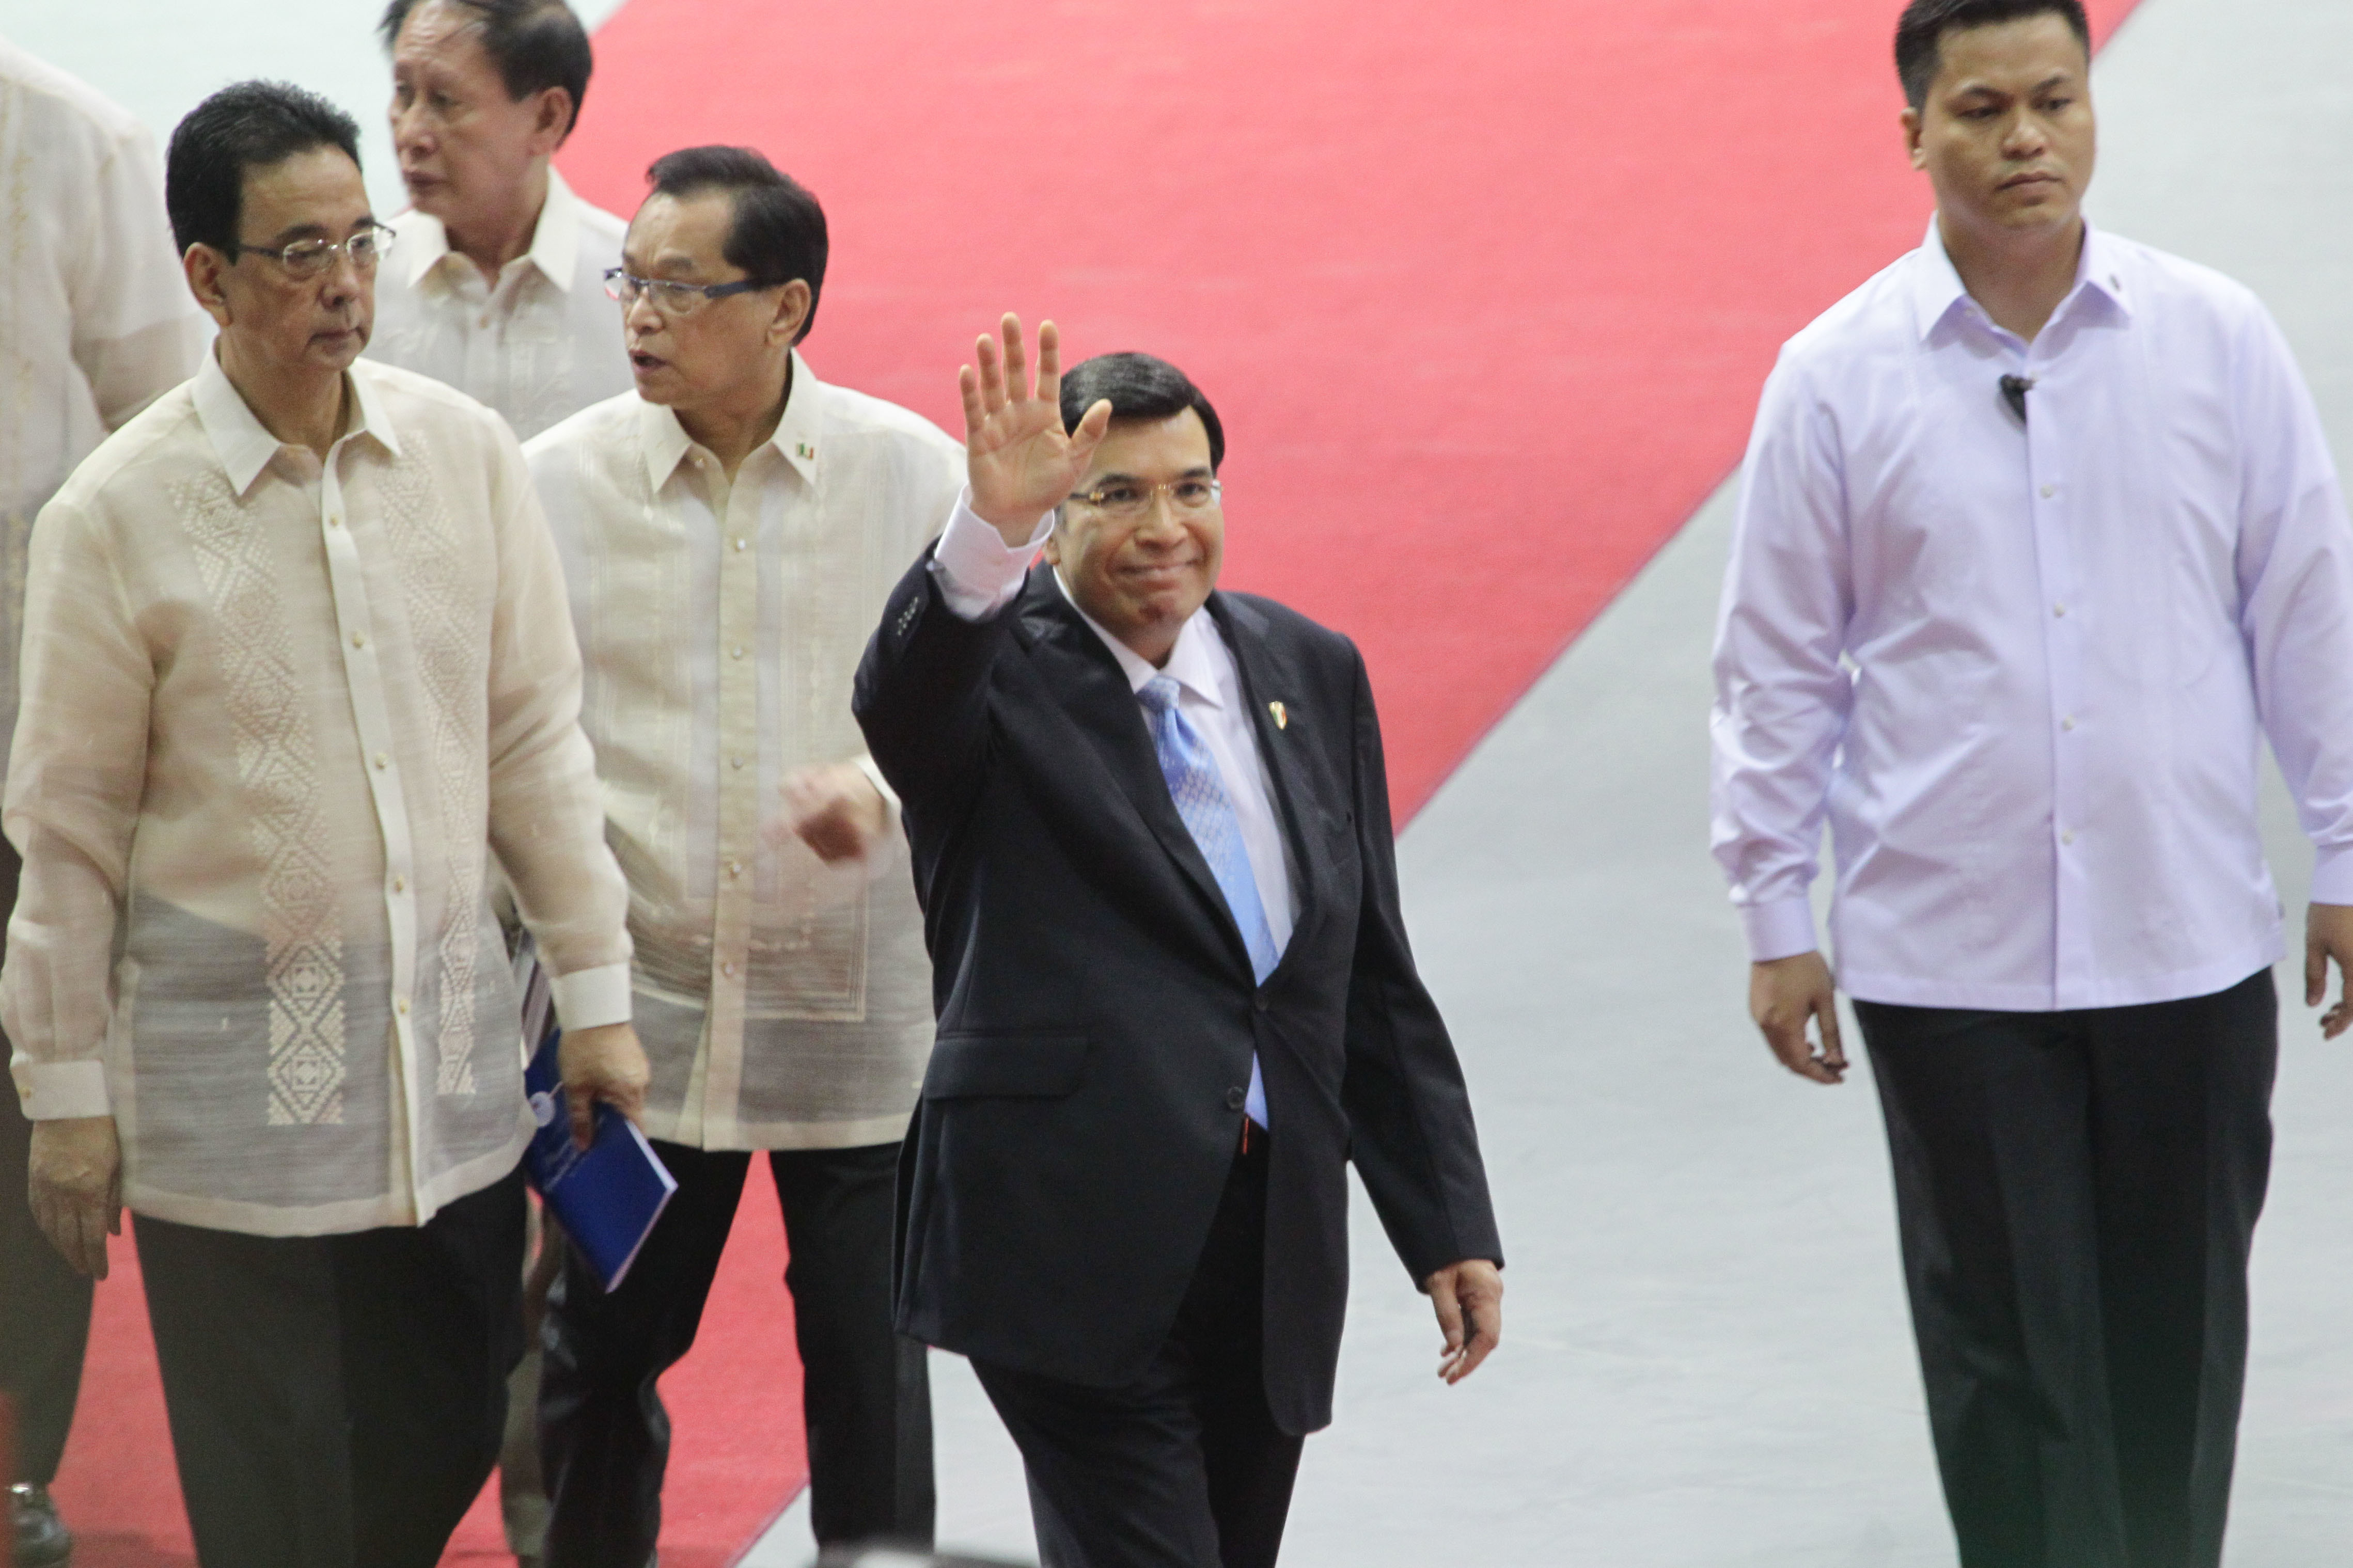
[1207,593,1327,975]
[1015,573,1244,961]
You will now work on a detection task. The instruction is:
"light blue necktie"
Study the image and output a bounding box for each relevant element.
[1139,675,1277,1127]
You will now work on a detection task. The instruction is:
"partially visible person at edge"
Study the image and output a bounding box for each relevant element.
[526,146,962,1565]
[4,79,648,1568]
[854,317,1504,1568]
[0,34,209,1568]
[369,0,631,441]
[1711,3,2353,1564]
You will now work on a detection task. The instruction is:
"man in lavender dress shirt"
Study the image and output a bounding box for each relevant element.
[1711,3,2353,1564]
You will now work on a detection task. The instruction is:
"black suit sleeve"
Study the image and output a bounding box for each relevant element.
[853,545,1020,835]
[1337,645,1505,1284]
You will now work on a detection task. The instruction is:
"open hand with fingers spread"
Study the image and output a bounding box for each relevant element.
[961,313,1113,543]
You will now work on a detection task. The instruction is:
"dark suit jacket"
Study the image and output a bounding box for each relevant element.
[854,555,1501,1435]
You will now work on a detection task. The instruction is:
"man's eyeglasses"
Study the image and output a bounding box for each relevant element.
[1067,478,1223,519]
[232,225,396,279]
[603,267,774,315]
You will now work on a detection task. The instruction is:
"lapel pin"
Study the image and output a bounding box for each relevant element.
[1268,701,1288,730]
[796,441,815,460]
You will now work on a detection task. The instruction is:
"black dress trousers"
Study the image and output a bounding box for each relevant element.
[971,1131,1305,1568]
[1857,969,2278,1568]
[0,837,92,1488]
[539,1139,934,1567]
[135,1164,527,1568]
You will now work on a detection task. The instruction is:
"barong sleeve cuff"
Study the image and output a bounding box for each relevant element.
[1740,895,1820,964]
[2311,844,2353,907]
[11,1058,109,1120]
[548,963,633,1031]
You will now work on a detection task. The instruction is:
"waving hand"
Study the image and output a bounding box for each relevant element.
[962,314,1113,544]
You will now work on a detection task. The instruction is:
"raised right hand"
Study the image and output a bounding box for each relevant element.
[29,1114,121,1278]
[960,313,1112,544]
[1750,950,1847,1085]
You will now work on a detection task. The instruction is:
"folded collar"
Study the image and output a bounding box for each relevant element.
[195,351,403,496]
[637,349,822,493]
[1052,567,1223,705]
[1910,214,2133,344]
[396,164,583,292]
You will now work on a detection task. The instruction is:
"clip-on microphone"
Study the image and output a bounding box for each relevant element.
[2000,374,2036,426]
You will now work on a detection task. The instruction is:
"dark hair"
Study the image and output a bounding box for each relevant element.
[644,146,828,343]
[1895,0,2090,110]
[379,0,594,137]
[1059,353,1226,472]
[166,81,363,256]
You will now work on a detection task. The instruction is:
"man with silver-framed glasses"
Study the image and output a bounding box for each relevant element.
[852,320,1504,1568]
[525,145,961,1564]
[4,80,648,1567]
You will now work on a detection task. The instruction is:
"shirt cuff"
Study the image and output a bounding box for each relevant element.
[10,1057,110,1120]
[548,963,633,1031]
[851,754,907,885]
[1739,895,1821,963]
[926,486,1053,621]
[2313,844,2353,906]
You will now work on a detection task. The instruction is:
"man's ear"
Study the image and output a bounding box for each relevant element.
[183,244,234,330]
[529,87,574,156]
[1042,518,1064,566]
[1902,104,1927,170]
[770,279,813,347]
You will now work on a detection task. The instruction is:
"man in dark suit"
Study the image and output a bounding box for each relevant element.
[854,315,1504,1568]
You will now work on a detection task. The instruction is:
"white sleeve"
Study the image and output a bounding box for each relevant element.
[2227,300,2353,904]
[1708,349,1855,963]
[927,487,1054,620]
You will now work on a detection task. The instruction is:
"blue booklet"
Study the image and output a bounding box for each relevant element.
[516,959,676,1291]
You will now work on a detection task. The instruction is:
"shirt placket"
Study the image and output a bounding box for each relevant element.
[702,467,760,1140]
[319,444,426,1215]
[2025,340,2091,1007]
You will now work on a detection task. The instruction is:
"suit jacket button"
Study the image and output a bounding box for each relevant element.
[1226,1087,1247,1111]
[1253,995,1269,1013]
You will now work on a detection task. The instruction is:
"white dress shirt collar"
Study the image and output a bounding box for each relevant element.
[637,349,823,494]
[192,349,403,496]
[1909,214,2135,345]
[399,164,587,294]
[1051,568,1225,706]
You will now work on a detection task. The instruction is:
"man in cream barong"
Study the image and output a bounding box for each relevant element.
[525,145,960,1563]
[3,81,648,1568]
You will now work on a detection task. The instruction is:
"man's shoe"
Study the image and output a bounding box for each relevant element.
[9,1483,72,1567]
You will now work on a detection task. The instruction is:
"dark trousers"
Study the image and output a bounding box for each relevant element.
[972,1133,1304,1568]
[540,1139,934,1566]
[1856,969,2278,1568]
[0,835,91,1488]
[135,1165,527,1568]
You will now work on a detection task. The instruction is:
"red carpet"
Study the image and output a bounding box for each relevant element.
[60,3,2143,1563]
[58,1174,803,1568]
[559,0,2141,819]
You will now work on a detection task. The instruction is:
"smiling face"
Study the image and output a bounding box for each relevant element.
[1905,12,2096,243]
[388,0,567,232]
[195,145,378,377]
[1045,409,1224,667]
